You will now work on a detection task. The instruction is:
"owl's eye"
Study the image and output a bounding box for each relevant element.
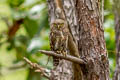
[61,23,64,26]
[53,24,57,27]
[59,23,64,27]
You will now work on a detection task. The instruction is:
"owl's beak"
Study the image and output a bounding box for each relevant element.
[58,25,60,29]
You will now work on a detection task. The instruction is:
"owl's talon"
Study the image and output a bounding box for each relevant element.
[62,52,67,57]
[57,51,60,53]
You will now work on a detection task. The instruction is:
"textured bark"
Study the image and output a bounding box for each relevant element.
[113,0,120,80]
[47,0,74,80]
[75,0,109,80]
[47,0,109,80]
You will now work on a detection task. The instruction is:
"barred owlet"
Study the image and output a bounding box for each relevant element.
[50,19,69,67]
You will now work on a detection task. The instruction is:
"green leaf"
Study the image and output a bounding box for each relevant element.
[24,17,38,38]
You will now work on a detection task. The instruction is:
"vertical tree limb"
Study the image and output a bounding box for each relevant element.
[113,0,120,80]
[75,0,109,79]
[47,0,109,80]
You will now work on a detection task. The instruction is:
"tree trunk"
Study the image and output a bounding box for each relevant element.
[113,0,120,80]
[47,0,109,80]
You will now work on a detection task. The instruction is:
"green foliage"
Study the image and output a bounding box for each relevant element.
[104,0,113,10]
[104,0,116,78]
[24,17,39,38]
[8,0,25,8]
[0,0,51,80]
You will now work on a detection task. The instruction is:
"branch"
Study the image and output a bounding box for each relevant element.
[8,19,23,40]
[23,57,50,79]
[39,50,86,64]
[1,17,10,27]
[8,62,26,70]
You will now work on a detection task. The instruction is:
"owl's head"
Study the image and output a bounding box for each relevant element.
[51,19,66,30]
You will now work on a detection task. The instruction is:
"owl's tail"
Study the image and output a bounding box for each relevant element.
[53,56,61,67]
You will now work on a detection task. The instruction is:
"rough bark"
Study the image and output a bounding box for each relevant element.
[75,0,109,80]
[113,0,120,80]
[47,0,109,80]
[47,0,74,80]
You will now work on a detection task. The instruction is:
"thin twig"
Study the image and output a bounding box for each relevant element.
[8,62,26,70]
[39,50,86,64]
[23,57,50,79]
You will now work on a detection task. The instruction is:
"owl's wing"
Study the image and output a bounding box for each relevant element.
[50,31,54,51]
[49,28,61,67]
[50,28,59,51]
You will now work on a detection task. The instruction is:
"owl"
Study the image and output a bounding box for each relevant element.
[50,19,69,67]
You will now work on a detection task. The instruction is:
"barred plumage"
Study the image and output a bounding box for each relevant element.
[50,19,69,67]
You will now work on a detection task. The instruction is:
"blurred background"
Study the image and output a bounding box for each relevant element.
[0,0,116,80]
